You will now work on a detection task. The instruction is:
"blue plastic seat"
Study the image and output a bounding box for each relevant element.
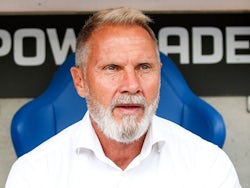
[11,52,226,157]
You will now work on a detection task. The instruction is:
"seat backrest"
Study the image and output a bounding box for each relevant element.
[11,52,226,157]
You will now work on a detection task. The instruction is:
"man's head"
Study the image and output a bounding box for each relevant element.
[71,7,161,143]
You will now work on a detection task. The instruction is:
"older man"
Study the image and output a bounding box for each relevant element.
[6,7,241,188]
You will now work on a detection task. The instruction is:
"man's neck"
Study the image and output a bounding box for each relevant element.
[92,122,146,170]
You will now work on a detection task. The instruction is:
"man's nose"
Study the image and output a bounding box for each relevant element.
[119,70,142,94]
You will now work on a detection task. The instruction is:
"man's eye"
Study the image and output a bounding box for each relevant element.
[105,65,118,71]
[140,64,150,70]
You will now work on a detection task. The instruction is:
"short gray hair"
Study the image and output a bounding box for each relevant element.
[75,7,159,68]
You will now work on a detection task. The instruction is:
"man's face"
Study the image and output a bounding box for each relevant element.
[74,24,161,142]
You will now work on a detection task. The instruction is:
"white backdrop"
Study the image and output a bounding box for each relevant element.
[0,0,249,14]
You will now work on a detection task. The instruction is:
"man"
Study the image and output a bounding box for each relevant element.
[6,7,241,188]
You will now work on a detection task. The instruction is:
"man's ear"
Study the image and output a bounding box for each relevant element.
[70,66,86,98]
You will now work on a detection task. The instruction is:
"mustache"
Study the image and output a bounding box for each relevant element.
[111,94,146,108]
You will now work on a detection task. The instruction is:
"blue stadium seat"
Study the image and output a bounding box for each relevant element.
[11,52,226,157]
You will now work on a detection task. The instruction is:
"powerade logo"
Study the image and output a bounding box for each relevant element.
[0,13,249,97]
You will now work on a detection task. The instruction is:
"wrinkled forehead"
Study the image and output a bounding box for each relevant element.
[87,24,159,58]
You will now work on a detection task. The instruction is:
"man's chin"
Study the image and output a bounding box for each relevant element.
[109,132,146,144]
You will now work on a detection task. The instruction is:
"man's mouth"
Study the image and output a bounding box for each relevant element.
[114,103,144,115]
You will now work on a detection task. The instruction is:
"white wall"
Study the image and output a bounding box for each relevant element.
[0,0,249,14]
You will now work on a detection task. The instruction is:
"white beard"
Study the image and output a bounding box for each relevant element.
[86,94,159,144]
